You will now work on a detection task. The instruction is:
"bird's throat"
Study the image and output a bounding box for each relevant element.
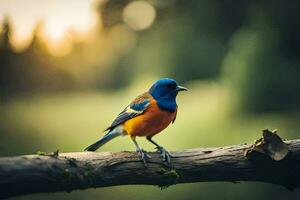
[156,99,177,113]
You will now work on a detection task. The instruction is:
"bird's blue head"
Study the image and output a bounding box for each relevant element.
[149,78,187,112]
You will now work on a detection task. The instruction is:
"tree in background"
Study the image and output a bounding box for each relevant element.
[0,0,299,113]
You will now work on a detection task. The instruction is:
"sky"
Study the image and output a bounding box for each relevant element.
[0,0,98,50]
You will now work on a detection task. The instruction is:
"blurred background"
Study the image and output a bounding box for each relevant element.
[0,0,299,199]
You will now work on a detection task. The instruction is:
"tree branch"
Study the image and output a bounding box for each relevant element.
[1,139,300,199]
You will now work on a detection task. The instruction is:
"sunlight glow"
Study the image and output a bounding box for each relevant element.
[0,0,97,55]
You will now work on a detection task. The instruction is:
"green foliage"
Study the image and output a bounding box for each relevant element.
[1,1,299,113]
[222,27,300,113]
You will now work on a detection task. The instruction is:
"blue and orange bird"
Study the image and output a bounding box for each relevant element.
[84,78,187,164]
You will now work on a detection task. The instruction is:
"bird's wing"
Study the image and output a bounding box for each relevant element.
[104,93,152,131]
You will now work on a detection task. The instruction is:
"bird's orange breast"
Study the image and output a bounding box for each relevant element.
[123,99,176,137]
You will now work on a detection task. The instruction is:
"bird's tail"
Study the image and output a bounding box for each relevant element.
[84,128,122,151]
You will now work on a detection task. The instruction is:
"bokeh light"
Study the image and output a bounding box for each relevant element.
[122,1,156,31]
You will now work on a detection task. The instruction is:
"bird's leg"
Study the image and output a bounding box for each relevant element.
[131,137,151,165]
[147,136,172,163]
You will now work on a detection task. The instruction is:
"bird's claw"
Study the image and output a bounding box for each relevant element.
[137,149,151,166]
[155,146,172,163]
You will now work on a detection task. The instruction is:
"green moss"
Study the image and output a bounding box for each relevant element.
[159,168,180,179]
[36,150,46,156]
[157,168,180,189]
[36,149,59,157]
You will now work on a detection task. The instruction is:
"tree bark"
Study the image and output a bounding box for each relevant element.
[1,140,300,199]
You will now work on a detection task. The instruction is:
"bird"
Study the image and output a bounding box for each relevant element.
[84,78,187,164]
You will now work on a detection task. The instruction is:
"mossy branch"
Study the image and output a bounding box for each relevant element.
[0,130,300,199]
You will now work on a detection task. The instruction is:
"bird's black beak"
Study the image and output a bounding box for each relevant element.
[176,85,188,92]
